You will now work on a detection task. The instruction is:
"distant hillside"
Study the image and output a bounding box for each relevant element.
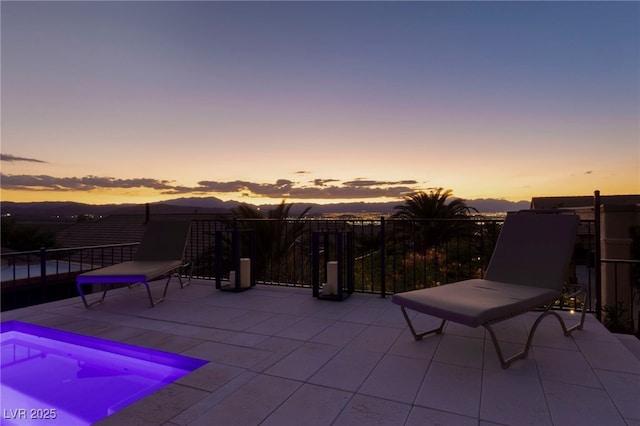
[278,199,530,216]
[1,201,132,221]
[162,196,529,215]
[1,197,530,222]
[158,196,239,210]
[163,197,530,215]
[0,200,233,222]
[464,198,531,213]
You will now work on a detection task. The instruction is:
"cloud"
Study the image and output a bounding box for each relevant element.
[1,173,423,200]
[287,185,416,199]
[196,179,295,197]
[343,179,418,187]
[195,178,420,199]
[1,154,47,163]
[314,178,340,186]
[1,173,174,191]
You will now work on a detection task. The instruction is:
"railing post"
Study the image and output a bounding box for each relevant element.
[215,231,222,289]
[312,232,320,298]
[594,190,602,322]
[40,247,47,285]
[380,217,386,298]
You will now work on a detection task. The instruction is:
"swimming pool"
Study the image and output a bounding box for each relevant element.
[1,321,208,425]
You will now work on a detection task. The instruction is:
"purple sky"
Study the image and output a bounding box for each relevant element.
[2,1,638,205]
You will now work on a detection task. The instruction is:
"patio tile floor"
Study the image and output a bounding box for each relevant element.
[2,279,639,425]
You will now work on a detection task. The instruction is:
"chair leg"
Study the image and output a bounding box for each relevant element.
[161,274,173,300]
[77,283,109,308]
[558,285,588,333]
[485,304,585,369]
[146,281,165,307]
[161,264,192,300]
[484,322,533,369]
[77,282,90,308]
[540,308,585,337]
[178,262,193,289]
[486,309,559,369]
[98,287,109,305]
[400,307,446,341]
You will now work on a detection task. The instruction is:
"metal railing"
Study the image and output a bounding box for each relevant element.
[1,243,139,310]
[600,258,640,336]
[6,216,636,336]
[1,242,139,284]
[186,217,504,297]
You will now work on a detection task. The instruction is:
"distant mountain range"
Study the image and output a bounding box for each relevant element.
[1,197,530,221]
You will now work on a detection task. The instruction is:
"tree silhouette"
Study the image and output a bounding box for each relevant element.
[232,201,311,282]
[392,188,478,250]
[393,188,477,219]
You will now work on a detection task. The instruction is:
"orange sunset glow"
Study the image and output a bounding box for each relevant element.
[2,2,638,206]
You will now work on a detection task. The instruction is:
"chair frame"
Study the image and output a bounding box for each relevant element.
[393,211,587,369]
[399,288,587,368]
[76,221,192,308]
[77,262,192,308]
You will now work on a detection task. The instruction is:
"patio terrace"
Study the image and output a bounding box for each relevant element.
[2,279,639,425]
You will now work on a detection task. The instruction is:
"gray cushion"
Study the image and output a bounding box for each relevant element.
[392,279,560,328]
[77,260,183,284]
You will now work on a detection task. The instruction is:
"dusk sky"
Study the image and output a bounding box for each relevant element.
[2,1,638,206]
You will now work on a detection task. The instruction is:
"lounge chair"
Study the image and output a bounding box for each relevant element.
[76,221,192,308]
[391,211,586,368]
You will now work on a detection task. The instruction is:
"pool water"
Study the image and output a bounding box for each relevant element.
[1,321,207,425]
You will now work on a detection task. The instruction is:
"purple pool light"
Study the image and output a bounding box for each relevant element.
[1,321,207,425]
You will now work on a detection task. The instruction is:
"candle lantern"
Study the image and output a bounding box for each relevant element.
[312,231,354,300]
[215,228,256,292]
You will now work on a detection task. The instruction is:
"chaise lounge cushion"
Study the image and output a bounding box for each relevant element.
[76,260,184,285]
[391,279,560,328]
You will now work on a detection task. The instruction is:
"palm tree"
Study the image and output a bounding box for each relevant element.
[234,200,311,221]
[393,188,477,250]
[393,188,477,219]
